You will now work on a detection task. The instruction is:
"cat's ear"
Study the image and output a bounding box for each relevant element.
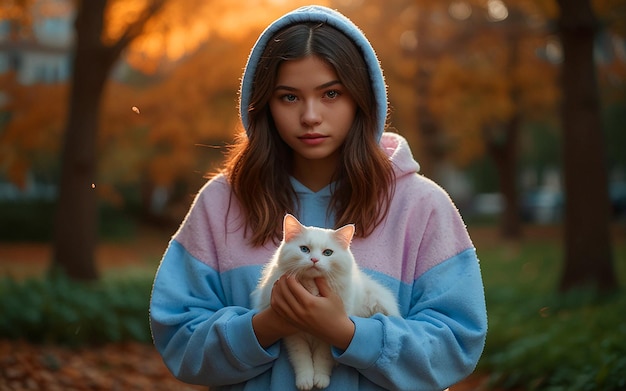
[334,224,355,249]
[283,214,303,242]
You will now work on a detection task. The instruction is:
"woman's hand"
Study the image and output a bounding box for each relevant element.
[252,304,299,349]
[271,275,355,350]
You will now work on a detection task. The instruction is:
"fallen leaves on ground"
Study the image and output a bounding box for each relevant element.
[0,224,501,391]
[0,339,490,391]
[0,340,204,391]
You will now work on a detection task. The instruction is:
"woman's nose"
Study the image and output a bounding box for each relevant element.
[301,100,322,126]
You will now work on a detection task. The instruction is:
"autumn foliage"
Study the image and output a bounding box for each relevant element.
[0,0,624,206]
[1,0,328,204]
[0,72,67,188]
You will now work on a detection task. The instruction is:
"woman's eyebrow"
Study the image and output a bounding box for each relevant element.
[315,80,342,90]
[274,80,342,92]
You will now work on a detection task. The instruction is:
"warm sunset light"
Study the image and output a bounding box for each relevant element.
[1,2,625,390]
[104,0,329,73]
[448,1,472,21]
[486,0,508,21]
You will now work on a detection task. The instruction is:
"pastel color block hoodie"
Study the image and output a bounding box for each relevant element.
[150,5,487,391]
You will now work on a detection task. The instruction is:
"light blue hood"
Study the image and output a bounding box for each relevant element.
[238,5,388,142]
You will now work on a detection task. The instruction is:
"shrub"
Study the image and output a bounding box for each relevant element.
[0,273,153,345]
[483,289,626,390]
[1,231,625,390]
[0,200,136,241]
[478,239,626,391]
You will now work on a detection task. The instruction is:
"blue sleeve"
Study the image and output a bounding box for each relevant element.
[332,249,487,390]
[149,240,279,386]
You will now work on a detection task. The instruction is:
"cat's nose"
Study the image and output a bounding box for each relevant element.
[311,258,319,264]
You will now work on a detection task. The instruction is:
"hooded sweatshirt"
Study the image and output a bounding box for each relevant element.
[150,5,487,391]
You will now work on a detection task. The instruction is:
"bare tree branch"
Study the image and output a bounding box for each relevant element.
[108,0,168,62]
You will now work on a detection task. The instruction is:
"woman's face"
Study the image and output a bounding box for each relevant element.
[269,55,357,169]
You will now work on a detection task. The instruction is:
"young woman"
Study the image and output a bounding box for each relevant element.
[150,5,487,391]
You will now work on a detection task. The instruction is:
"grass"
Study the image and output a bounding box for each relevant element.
[474,228,626,390]
[0,224,625,390]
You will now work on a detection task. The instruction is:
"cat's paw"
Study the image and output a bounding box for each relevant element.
[295,373,315,391]
[313,373,330,389]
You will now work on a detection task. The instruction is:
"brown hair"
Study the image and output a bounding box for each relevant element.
[222,23,394,246]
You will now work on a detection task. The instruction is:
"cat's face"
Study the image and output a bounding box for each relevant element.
[277,214,355,279]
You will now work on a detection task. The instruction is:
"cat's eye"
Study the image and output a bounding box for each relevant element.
[300,246,310,253]
[322,249,333,256]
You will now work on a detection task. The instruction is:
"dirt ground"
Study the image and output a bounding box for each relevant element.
[0,339,206,391]
[0,336,488,391]
[1,224,597,391]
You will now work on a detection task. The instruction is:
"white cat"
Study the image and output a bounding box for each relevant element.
[251,214,400,390]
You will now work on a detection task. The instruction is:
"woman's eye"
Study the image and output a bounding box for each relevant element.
[325,90,339,99]
[300,246,310,253]
[322,249,333,256]
[282,94,297,102]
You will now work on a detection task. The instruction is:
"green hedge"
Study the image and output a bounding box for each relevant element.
[483,288,626,390]
[0,237,625,390]
[0,200,56,241]
[0,200,136,241]
[477,240,626,391]
[0,274,153,346]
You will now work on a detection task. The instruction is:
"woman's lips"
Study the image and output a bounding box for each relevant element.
[299,133,328,145]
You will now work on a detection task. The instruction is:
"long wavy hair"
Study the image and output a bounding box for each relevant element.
[222,22,395,246]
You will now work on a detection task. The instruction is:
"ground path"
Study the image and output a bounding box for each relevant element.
[0,337,489,390]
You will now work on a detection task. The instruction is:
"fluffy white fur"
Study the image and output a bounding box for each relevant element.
[251,214,400,390]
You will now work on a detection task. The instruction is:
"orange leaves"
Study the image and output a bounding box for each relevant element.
[0,0,35,21]
[104,0,154,43]
[94,34,247,190]
[106,0,330,74]
[5,157,29,188]
[513,54,560,120]
[429,55,516,165]
[420,0,563,167]
[0,73,67,186]
[0,340,205,391]
[594,0,626,35]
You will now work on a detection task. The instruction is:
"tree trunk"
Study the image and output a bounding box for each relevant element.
[414,2,446,180]
[490,28,523,240]
[52,0,112,280]
[488,116,521,239]
[51,0,164,280]
[556,0,617,292]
